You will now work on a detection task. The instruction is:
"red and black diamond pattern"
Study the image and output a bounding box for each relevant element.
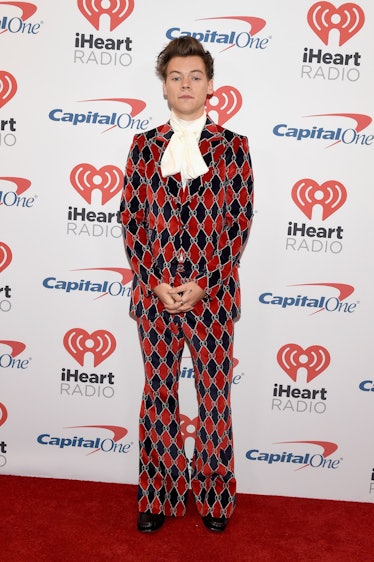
[137,313,236,518]
[121,118,253,517]
[120,118,254,322]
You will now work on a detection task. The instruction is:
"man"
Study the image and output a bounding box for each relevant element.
[120,36,254,533]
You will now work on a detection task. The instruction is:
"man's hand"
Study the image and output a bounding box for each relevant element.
[153,281,205,314]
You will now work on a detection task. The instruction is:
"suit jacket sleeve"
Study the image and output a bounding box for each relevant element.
[194,134,254,299]
[120,134,161,296]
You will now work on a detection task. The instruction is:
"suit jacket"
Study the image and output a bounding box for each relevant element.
[120,117,254,321]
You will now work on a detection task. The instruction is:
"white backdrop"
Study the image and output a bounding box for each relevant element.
[1,0,373,503]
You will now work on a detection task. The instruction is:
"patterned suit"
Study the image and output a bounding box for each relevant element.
[120,117,254,518]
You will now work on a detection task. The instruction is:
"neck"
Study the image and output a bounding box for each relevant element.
[171,110,206,127]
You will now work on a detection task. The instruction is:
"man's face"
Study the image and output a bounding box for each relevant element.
[162,56,213,121]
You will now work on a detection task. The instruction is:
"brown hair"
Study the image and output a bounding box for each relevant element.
[156,36,214,81]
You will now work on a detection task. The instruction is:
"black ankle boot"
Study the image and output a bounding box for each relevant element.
[137,511,165,532]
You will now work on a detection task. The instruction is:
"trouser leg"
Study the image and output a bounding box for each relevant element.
[136,314,189,516]
[182,315,236,518]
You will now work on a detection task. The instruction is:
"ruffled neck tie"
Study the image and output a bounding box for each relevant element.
[160,111,209,187]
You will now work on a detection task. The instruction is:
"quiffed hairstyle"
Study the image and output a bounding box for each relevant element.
[156,36,214,81]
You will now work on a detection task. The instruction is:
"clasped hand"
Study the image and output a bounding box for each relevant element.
[153,282,205,313]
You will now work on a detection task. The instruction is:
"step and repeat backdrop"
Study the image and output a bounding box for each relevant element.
[1,0,373,503]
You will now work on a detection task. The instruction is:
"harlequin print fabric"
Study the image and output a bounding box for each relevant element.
[121,117,253,516]
[120,117,254,320]
[136,312,236,517]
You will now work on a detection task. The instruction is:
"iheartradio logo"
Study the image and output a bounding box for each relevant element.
[307,2,365,46]
[70,164,123,204]
[292,178,347,220]
[277,344,331,382]
[63,328,116,367]
[207,85,242,125]
[77,0,134,31]
[0,70,17,109]
[0,402,8,426]
[180,414,197,442]
[0,242,12,273]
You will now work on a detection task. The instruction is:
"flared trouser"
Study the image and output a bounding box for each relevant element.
[136,310,236,518]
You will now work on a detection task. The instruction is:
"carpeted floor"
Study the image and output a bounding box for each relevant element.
[1,475,373,561]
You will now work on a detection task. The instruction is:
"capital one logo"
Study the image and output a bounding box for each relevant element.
[0,1,37,19]
[0,176,32,206]
[292,178,347,220]
[0,176,31,195]
[0,340,26,357]
[0,242,12,273]
[77,0,134,31]
[0,340,28,369]
[70,164,123,204]
[206,86,242,125]
[308,2,365,46]
[0,1,37,33]
[197,15,267,51]
[49,98,147,132]
[0,70,17,108]
[63,328,116,367]
[277,343,331,382]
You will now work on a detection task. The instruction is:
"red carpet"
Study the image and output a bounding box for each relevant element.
[1,475,373,561]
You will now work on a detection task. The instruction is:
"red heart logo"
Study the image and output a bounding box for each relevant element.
[277,343,330,382]
[0,402,8,427]
[70,163,123,205]
[0,71,17,109]
[63,328,116,367]
[77,0,134,31]
[206,85,242,126]
[292,178,347,220]
[0,242,12,273]
[308,2,365,46]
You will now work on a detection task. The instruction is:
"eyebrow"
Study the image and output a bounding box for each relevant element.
[168,69,204,75]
